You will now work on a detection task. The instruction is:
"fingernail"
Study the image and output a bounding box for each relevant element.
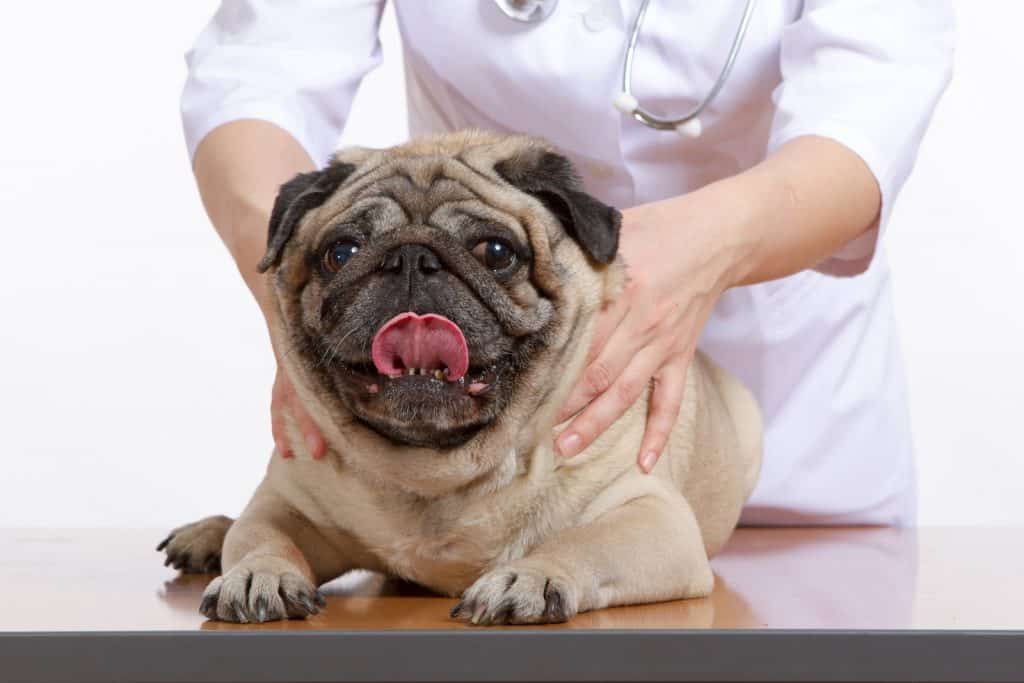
[557,433,582,458]
[640,450,658,473]
[305,434,321,459]
[278,444,293,459]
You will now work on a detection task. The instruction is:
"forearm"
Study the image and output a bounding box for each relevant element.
[627,135,881,293]
[725,135,881,285]
[192,119,316,317]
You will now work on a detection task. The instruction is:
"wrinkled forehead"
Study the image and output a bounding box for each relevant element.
[302,154,549,248]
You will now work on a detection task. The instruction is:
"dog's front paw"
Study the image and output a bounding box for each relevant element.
[157,515,233,574]
[199,557,325,623]
[451,563,578,625]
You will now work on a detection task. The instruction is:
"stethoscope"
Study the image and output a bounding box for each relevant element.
[494,0,759,138]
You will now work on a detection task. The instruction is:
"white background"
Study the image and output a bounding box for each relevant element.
[0,2,1021,528]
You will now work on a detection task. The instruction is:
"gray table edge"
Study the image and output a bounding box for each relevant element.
[1,629,1022,683]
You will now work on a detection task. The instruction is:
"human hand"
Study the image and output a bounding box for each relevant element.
[271,362,327,460]
[554,190,749,472]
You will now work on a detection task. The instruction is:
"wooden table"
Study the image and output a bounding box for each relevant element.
[1,527,1021,682]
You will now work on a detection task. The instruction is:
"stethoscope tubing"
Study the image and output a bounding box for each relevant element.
[619,0,759,133]
[495,0,759,137]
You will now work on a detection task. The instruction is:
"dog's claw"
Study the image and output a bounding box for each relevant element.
[199,594,217,619]
[542,579,568,623]
[176,553,191,571]
[314,590,327,607]
[156,534,173,552]
[297,594,317,615]
[253,596,269,623]
[203,554,221,574]
[449,601,465,619]
[493,599,516,625]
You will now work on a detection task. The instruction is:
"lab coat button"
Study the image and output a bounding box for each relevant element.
[583,6,612,32]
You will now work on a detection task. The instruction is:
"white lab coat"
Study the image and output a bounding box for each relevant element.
[181,0,955,525]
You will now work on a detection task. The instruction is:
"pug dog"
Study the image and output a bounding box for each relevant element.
[158,131,762,625]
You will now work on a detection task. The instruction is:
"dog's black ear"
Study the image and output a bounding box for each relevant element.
[495,150,621,265]
[257,161,358,272]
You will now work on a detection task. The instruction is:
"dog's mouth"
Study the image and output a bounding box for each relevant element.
[339,312,499,399]
[327,312,508,448]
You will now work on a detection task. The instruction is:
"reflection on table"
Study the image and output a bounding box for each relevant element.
[2,527,1020,632]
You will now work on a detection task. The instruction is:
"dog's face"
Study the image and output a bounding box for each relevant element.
[260,132,621,492]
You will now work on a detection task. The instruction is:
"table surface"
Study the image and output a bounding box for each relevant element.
[2,527,1022,683]
[1,526,1021,631]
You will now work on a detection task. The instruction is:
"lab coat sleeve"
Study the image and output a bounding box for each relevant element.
[181,0,386,166]
[768,0,956,276]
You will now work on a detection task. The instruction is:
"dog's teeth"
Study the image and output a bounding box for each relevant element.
[433,370,444,380]
[407,368,416,376]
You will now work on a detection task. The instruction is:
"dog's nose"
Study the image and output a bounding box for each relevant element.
[382,244,442,275]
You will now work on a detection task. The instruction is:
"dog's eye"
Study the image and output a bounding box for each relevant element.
[471,239,517,272]
[322,240,360,273]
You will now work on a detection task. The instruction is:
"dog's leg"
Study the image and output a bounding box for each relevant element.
[198,488,329,623]
[157,515,233,574]
[452,493,712,625]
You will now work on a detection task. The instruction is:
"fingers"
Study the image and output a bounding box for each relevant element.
[556,345,663,458]
[270,376,292,459]
[271,369,326,460]
[636,354,690,473]
[295,405,326,460]
[585,295,630,366]
[556,311,642,424]
[555,298,631,423]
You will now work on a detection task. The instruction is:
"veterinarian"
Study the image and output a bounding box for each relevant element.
[182,1,954,526]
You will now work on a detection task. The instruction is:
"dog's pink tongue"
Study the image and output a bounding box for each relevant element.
[371,313,469,381]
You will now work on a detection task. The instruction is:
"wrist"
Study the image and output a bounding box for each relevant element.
[240,256,282,357]
[217,204,281,354]
[687,178,762,293]
[253,279,285,362]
